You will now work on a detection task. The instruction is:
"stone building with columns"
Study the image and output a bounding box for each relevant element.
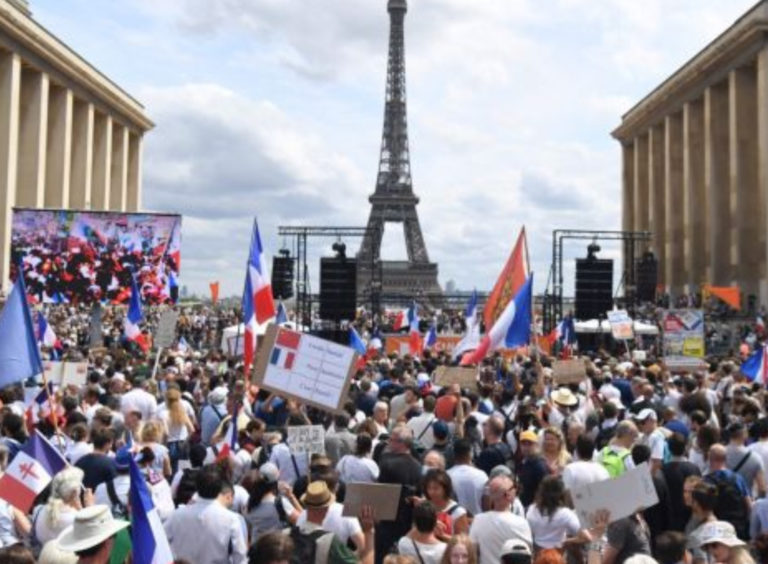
[0,0,153,288]
[613,1,768,305]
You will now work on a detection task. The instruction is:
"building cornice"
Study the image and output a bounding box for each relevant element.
[0,0,153,132]
[612,1,768,143]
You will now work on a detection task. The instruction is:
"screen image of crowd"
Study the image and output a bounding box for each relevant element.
[9,209,181,306]
[2,301,768,564]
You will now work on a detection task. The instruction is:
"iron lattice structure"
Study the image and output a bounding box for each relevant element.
[357,0,442,298]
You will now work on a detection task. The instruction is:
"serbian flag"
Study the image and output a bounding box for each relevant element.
[742,344,768,385]
[484,227,529,330]
[36,313,62,360]
[242,219,276,376]
[129,456,174,564]
[453,290,481,360]
[461,274,533,366]
[124,277,148,352]
[0,430,67,512]
[423,322,437,352]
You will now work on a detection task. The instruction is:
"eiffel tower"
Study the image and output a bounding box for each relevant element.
[357,0,442,300]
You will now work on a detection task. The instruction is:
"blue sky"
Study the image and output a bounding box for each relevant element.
[33,0,757,298]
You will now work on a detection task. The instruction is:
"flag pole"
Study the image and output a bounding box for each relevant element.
[40,365,60,436]
[151,347,163,380]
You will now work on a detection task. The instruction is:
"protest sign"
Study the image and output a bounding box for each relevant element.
[155,310,180,349]
[342,483,402,521]
[287,425,325,456]
[607,310,634,340]
[661,309,705,367]
[571,462,659,527]
[433,366,477,389]
[43,361,64,385]
[253,324,357,413]
[552,359,586,384]
[61,362,88,387]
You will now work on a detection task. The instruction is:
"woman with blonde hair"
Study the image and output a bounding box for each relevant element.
[699,521,756,564]
[141,420,172,479]
[158,386,195,473]
[439,534,477,564]
[541,427,571,475]
[32,466,92,545]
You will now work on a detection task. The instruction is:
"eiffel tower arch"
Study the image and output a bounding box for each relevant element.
[357,0,442,300]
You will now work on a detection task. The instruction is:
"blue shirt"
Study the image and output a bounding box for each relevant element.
[200,403,227,446]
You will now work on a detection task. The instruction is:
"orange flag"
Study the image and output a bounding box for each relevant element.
[484,227,530,330]
[209,281,220,305]
[703,284,741,310]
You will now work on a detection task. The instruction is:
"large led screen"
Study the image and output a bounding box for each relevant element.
[11,209,181,305]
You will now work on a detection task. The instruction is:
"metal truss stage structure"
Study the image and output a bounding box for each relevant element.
[543,229,652,333]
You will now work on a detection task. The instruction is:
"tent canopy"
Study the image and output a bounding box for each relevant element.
[574,319,659,336]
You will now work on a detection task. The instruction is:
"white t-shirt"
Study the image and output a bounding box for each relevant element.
[469,511,533,564]
[157,402,196,441]
[337,455,379,483]
[397,537,447,564]
[296,502,362,544]
[641,428,666,461]
[562,460,610,493]
[448,464,488,517]
[65,441,93,465]
[525,505,581,549]
[749,440,768,484]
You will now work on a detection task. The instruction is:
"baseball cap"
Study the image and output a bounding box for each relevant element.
[519,430,538,443]
[634,408,657,421]
[432,420,449,440]
[259,462,280,483]
[500,539,532,564]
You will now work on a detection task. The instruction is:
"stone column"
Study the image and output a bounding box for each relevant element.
[665,111,684,293]
[70,100,93,209]
[16,69,47,208]
[622,142,635,232]
[649,123,666,286]
[109,122,128,211]
[91,112,111,210]
[0,51,20,291]
[705,81,731,285]
[634,133,649,233]
[683,98,706,291]
[757,47,768,304]
[45,85,73,208]
[126,133,142,211]
[729,65,760,299]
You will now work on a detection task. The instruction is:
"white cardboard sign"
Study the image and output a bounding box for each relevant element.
[286,425,325,456]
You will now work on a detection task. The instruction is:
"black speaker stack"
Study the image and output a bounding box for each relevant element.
[575,258,614,320]
[319,257,357,321]
[635,252,658,303]
[271,255,294,300]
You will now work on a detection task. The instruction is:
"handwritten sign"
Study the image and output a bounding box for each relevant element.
[287,425,325,456]
[607,310,634,340]
[253,325,357,413]
[552,359,586,384]
[571,462,659,527]
[433,366,477,389]
[155,310,180,349]
[43,361,88,387]
[342,483,402,521]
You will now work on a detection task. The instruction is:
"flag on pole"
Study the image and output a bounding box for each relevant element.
[741,345,768,385]
[36,313,62,359]
[461,274,534,366]
[275,302,288,325]
[392,309,407,331]
[216,404,240,462]
[368,327,383,352]
[423,322,437,352]
[209,281,220,305]
[453,290,481,360]
[0,430,67,512]
[124,277,148,352]
[129,457,174,564]
[0,272,44,388]
[405,301,421,355]
[242,219,276,376]
[484,227,529,330]
[24,382,61,432]
[349,327,367,356]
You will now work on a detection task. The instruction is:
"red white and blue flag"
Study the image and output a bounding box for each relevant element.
[742,344,768,385]
[461,275,533,366]
[36,313,62,359]
[129,456,174,564]
[453,290,481,360]
[124,277,148,352]
[216,403,241,462]
[24,382,61,432]
[242,219,276,376]
[349,327,367,355]
[0,430,67,512]
[269,328,300,370]
[422,322,437,352]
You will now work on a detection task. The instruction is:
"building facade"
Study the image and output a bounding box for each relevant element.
[613,1,768,304]
[0,0,153,288]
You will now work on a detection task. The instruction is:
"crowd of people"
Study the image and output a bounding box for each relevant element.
[0,303,767,564]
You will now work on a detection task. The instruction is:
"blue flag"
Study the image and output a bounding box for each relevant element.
[504,274,533,348]
[0,274,43,388]
[275,301,288,325]
[349,327,367,355]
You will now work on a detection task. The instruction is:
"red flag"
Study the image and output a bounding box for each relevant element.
[210,281,220,305]
[484,227,529,330]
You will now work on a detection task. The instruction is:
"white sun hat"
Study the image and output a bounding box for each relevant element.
[56,505,129,554]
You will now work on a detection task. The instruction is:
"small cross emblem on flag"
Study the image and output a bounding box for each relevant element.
[19,462,38,481]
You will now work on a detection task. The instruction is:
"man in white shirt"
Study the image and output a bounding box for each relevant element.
[635,408,666,472]
[469,475,532,564]
[269,438,309,486]
[447,438,488,516]
[562,435,610,494]
[121,378,158,422]
[164,466,247,564]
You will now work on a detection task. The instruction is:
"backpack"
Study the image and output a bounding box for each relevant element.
[287,525,334,564]
[175,468,200,506]
[599,446,631,478]
[706,468,750,539]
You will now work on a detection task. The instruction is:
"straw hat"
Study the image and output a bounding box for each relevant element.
[550,387,578,407]
[301,480,335,508]
[56,505,129,553]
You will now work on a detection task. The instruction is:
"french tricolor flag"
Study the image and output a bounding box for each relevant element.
[270,328,300,370]
[453,290,481,360]
[25,382,60,432]
[216,403,240,462]
[422,322,437,352]
[461,274,533,366]
[742,344,768,385]
[242,219,276,376]
[36,313,62,359]
[129,456,174,564]
[0,430,67,512]
[124,277,148,352]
